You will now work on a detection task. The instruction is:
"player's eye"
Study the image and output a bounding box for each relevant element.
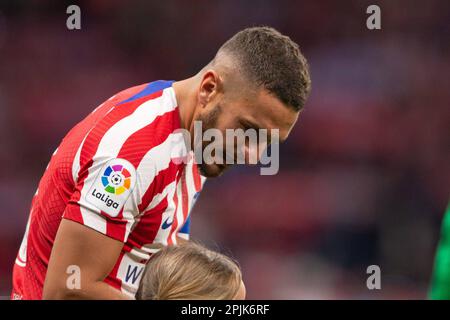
[239,120,254,131]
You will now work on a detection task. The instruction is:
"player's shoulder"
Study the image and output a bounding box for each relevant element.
[92,80,178,134]
[87,80,181,166]
[111,80,176,105]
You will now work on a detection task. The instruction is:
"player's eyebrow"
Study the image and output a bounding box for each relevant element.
[240,118,261,131]
[240,118,287,144]
[240,118,267,142]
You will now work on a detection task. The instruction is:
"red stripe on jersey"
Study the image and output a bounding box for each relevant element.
[104,252,125,291]
[125,197,169,250]
[117,109,179,168]
[192,162,202,192]
[168,170,189,244]
[137,161,184,213]
[64,200,85,225]
[167,184,180,246]
[79,90,164,168]
[181,171,190,220]
[64,158,94,225]
[128,167,184,249]
[105,209,127,240]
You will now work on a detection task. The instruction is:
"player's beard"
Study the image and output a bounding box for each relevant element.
[195,103,230,178]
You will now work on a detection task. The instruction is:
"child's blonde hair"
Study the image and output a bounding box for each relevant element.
[136,242,242,300]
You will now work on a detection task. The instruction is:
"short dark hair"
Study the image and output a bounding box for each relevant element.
[218,26,311,111]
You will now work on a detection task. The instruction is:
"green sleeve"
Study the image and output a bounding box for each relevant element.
[429,202,450,299]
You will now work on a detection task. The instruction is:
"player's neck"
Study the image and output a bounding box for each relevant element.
[173,76,199,133]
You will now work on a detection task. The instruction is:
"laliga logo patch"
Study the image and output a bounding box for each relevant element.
[101,164,132,195]
[86,158,136,217]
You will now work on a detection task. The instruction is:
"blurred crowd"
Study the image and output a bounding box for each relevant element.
[0,0,448,298]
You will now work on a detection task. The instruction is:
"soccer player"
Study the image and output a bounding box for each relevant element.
[136,242,245,300]
[11,26,311,300]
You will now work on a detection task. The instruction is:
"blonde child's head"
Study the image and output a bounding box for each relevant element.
[136,242,245,300]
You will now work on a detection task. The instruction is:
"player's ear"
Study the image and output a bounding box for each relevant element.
[198,70,221,108]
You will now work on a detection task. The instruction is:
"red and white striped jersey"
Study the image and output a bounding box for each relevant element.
[11,80,206,299]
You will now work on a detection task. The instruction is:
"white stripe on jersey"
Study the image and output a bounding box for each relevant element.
[95,88,177,158]
[145,180,177,213]
[130,246,161,260]
[176,159,207,238]
[135,133,187,209]
[148,181,178,246]
[177,233,190,240]
[72,104,117,184]
[90,92,116,114]
[124,133,187,239]
[15,212,32,267]
[80,207,107,234]
[166,158,206,244]
[72,132,89,184]
[184,160,197,212]
[170,175,185,244]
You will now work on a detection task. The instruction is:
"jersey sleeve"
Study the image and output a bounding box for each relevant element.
[63,156,152,243]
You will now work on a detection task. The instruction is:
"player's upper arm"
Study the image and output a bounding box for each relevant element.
[45,154,150,299]
[43,219,127,299]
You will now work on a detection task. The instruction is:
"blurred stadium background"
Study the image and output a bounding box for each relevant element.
[0,0,448,299]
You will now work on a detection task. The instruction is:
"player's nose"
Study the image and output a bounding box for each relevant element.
[241,142,265,165]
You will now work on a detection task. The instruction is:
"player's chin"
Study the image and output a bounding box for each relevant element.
[198,163,231,178]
